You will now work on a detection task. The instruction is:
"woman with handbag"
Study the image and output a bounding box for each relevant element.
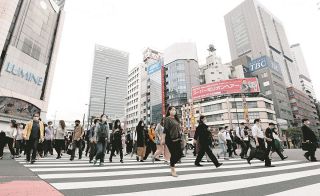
[162,106,183,177]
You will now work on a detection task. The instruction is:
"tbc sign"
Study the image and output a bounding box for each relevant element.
[244,56,282,74]
[4,62,44,86]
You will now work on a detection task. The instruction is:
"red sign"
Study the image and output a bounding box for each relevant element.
[192,78,260,100]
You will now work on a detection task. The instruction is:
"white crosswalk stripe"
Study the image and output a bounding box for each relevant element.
[15,154,320,196]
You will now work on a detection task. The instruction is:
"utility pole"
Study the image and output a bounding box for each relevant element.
[103,76,109,115]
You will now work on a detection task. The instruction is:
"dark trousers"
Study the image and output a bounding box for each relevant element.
[244,140,251,156]
[85,140,90,156]
[44,140,53,156]
[267,140,285,159]
[144,141,156,159]
[89,142,96,161]
[15,140,24,155]
[54,139,64,157]
[110,144,123,161]
[0,137,15,157]
[304,143,317,161]
[166,141,183,167]
[236,138,247,157]
[71,140,83,159]
[247,138,271,166]
[96,140,106,162]
[226,140,233,157]
[126,141,133,154]
[195,144,219,166]
[26,138,39,161]
[106,142,111,154]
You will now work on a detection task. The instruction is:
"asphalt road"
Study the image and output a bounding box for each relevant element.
[1,148,320,196]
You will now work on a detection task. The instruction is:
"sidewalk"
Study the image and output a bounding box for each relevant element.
[0,151,63,196]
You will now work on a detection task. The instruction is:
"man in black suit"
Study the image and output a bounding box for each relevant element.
[301,119,318,162]
[265,123,287,160]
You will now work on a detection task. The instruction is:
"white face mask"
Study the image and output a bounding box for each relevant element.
[101,117,107,122]
[33,117,39,121]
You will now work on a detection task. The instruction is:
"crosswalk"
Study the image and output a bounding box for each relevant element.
[15,154,320,196]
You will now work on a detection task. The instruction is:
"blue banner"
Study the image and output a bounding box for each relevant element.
[244,56,282,74]
[147,62,162,75]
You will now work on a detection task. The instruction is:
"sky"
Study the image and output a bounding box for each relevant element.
[47,0,320,122]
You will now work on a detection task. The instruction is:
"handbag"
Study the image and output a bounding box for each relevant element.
[67,143,73,155]
[301,142,316,151]
[250,148,265,161]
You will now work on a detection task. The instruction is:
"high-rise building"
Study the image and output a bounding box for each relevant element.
[290,43,317,99]
[287,86,320,129]
[89,44,129,121]
[200,46,231,84]
[143,48,164,125]
[125,63,145,132]
[225,0,295,125]
[244,56,293,124]
[164,43,200,114]
[225,0,297,88]
[0,0,65,129]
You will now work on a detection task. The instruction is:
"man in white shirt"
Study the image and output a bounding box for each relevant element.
[247,119,274,167]
[217,127,228,160]
[235,122,247,159]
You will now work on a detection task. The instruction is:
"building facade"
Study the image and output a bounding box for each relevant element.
[0,0,65,130]
[245,56,293,125]
[200,48,231,84]
[192,96,277,131]
[164,43,200,114]
[290,43,317,99]
[89,44,129,121]
[287,87,320,130]
[225,0,297,89]
[143,48,163,125]
[125,63,145,132]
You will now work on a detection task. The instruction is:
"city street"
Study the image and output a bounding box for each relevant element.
[1,149,320,196]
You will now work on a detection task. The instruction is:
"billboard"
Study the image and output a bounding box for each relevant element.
[244,56,282,74]
[192,78,260,100]
[147,62,162,75]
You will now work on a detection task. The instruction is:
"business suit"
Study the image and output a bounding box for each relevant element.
[194,122,220,167]
[265,127,286,160]
[301,124,318,161]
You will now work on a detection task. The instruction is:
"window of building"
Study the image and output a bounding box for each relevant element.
[232,102,242,109]
[247,101,258,108]
[267,113,274,120]
[206,114,222,122]
[265,90,272,95]
[265,102,272,109]
[261,72,268,78]
[203,103,222,113]
[263,81,270,87]
[249,112,260,119]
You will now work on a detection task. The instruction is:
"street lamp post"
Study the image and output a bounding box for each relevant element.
[103,76,109,115]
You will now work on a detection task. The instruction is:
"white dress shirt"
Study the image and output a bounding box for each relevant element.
[225,131,232,141]
[252,124,264,139]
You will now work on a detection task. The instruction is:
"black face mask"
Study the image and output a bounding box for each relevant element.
[75,123,79,126]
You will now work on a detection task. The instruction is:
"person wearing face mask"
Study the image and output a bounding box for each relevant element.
[194,116,222,168]
[87,118,99,163]
[54,120,67,159]
[109,119,124,163]
[301,119,318,162]
[136,120,146,162]
[44,121,54,157]
[217,127,227,160]
[0,120,17,159]
[15,123,25,158]
[70,120,84,161]
[162,106,183,177]
[93,114,109,165]
[23,113,45,164]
